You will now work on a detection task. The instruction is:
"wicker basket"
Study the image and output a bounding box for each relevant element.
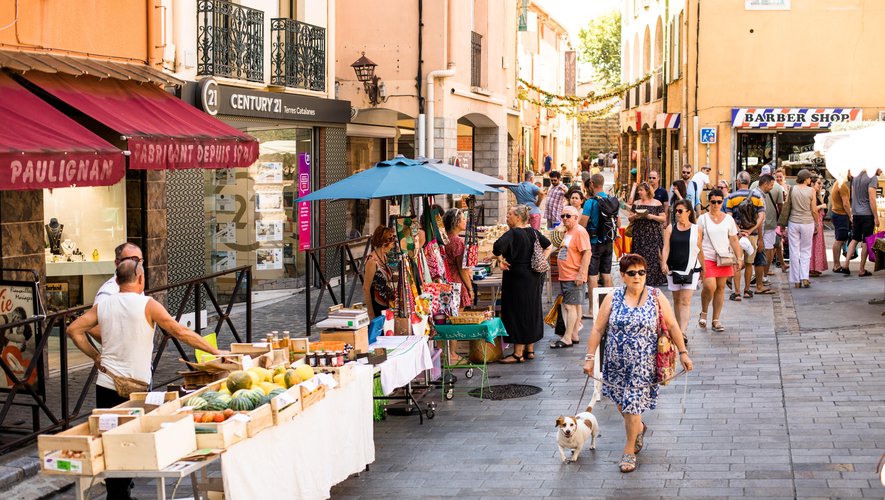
[447,308,492,325]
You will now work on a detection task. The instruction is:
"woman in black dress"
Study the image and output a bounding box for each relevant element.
[493,205,553,363]
[628,182,668,286]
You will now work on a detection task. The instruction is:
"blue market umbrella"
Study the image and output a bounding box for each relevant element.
[421,158,517,187]
[295,156,501,201]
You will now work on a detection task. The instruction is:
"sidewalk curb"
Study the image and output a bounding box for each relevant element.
[0,455,40,492]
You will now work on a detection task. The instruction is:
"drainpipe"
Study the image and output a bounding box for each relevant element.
[417,0,425,157]
[146,0,160,67]
[425,0,456,160]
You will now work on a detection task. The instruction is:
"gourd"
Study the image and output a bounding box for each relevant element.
[226,371,253,393]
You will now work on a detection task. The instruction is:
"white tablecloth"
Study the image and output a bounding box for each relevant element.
[221,365,375,499]
[370,335,433,395]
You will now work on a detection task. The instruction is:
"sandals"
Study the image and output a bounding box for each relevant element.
[698,312,708,329]
[635,423,648,454]
[729,292,742,302]
[549,340,573,349]
[499,354,524,364]
[619,454,637,473]
[743,290,754,299]
[858,270,872,277]
[712,320,725,332]
[524,351,535,360]
[833,266,850,275]
[801,279,811,288]
[756,288,776,295]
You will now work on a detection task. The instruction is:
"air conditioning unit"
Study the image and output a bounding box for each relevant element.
[878,110,885,121]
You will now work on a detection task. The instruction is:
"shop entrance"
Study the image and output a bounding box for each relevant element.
[737,130,824,180]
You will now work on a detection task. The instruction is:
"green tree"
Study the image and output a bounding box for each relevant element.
[577,11,622,88]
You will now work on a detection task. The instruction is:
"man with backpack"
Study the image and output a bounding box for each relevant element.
[579,173,619,319]
[724,171,766,301]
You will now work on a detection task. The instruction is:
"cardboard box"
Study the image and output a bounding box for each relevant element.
[102,415,197,471]
[38,422,105,476]
[320,326,369,353]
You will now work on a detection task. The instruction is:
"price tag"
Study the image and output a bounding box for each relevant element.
[241,355,254,369]
[253,342,269,348]
[98,414,119,432]
[144,392,166,406]
[273,391,297,409]
[315,373,338,389]
[230,413,252,423]
[299,378,319,393]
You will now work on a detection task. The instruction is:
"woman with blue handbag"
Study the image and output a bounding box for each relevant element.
[661,199,704,336]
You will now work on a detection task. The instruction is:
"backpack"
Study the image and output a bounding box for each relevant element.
[589,195,620,243]
[734,190,759,231]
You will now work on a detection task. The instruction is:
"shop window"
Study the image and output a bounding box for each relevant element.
[345,137,385,239]
[206,127,312,293]
[775,131,821,177]
[43,182,126,309]
[737,132,774,180]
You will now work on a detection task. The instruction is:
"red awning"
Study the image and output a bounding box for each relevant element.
[0,72,124,190]
[23,73,259,170]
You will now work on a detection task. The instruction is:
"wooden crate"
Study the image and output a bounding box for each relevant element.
[230,344,289,367]
[192,415,249,450]
[101,415,197,471]
[320,327,369,353]
[180,379,273,438]
[269,384,302,425]
[87,414,139,435]
[93,392,180,416]
[311,363,355,387]
[299,385,326,411]
[38,423,105,476]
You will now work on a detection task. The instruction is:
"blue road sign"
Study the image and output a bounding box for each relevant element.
[700,127,717,144]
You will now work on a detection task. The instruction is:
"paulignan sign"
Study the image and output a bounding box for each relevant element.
[732,108,862,129]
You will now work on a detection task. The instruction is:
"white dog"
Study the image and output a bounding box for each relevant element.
[555,405,599,464]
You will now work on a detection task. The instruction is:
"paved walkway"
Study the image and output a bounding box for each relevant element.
[5,248,885,498]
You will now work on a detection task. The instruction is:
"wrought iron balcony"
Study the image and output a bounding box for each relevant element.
[270,19,326,91]
[197,0,264,82]
[471,31,482,88]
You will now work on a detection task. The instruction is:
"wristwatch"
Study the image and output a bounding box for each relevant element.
[679,351,688,355]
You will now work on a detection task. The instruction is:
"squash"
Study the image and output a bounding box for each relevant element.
[258,382,279,395]
[229,389,255,411]
[226,371,253,393]
[283,369,301,389]
[294,364,314,382]
[272,373,287,387]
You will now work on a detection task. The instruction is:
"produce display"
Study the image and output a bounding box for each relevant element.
[186,367,314,417]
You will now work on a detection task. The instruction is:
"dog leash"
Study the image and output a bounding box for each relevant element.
[575,369,690,415]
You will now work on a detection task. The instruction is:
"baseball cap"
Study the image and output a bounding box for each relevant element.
[796,169,813,183]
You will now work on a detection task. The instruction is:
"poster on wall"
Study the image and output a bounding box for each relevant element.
[213,222,236,243]
[256,248,283,270]
[211,251,236,272]
[296,153,311,250]
[256,220,283,242]
[255,191,284,213]
[214,169,236,185]
[0,280,41,391]
[215,194,235,212]
[256,162,284,184]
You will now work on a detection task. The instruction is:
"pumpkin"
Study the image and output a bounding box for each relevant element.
[229,390,256,411]
[185,396,208,411]
[226,371,253,393]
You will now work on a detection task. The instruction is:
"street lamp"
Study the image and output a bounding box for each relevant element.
[351,52,382,106]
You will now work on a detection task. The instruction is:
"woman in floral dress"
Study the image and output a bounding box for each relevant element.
[628,182,668,286]
[809,176,828,276]
[582,254,693,473]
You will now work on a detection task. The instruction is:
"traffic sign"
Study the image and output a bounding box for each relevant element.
[700,127,717,144]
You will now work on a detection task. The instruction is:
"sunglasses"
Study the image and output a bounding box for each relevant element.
[709,199,724,205]
[675,209,688,214]
[624,269,647,277]
[649,177,658,180]
[560,214,574,220]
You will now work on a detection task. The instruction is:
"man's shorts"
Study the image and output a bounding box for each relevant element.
[851,215,875,242]
[763,228,777,250]
[588,240,613,276]
[831,212,850,241]
[753,244,768,267]
[560,280,585,305]
[529,213,541,230]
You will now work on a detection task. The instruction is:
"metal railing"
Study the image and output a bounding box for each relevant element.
[270,18,326,91]
[197,0,264,82]
[304,237,370,337]
[471,31,483,87]
[0,266,252,454]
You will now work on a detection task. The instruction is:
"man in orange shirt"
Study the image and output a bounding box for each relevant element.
[551,205,592,348]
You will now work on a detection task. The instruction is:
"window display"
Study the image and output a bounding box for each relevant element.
[206,127,312,293]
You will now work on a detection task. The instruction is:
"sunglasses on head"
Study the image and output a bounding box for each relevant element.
[119,256,143,264]
[624,269,647,277]
[560,214,574,219]
[709,199,724,205]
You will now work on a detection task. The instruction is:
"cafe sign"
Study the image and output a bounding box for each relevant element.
[732,107,862,129]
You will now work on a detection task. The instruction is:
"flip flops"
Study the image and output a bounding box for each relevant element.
[756,288,776,295]
[549,340,573,349]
